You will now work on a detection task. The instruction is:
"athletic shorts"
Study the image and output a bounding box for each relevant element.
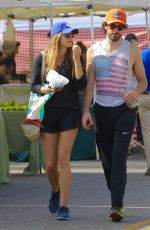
[41,107,81,133]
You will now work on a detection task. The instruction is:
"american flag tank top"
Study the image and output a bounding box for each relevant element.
[92,40,135,107]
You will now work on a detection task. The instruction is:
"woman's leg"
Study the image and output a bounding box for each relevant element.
[58,128,79,207]
[41,132,59,192]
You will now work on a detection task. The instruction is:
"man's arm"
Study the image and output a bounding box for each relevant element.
[132,42,147,94]
[123,42,147,104]
[82,47,95,129]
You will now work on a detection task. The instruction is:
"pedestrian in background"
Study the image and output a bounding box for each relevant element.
[31,21,87,220]
[125,33,144,156]
[137,46,150,176]
[82,8,147,222]
[2,40,20,80]
[125,33,138,43]
[0,57,9,84]
[0,56,20,84]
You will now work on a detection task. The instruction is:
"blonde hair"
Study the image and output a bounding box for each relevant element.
[45,33,75,78]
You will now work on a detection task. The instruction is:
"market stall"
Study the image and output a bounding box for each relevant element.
[0,84,44,183]
[0,84,96,183]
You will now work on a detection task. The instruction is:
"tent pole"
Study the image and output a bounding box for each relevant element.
[88,1,94,46]
[88,1,97,160]
[49,4,53,28]
[29,19,34,70]
[144,9,150,47]
[0,20,5,49]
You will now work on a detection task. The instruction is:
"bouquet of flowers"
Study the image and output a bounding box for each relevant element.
[22,70,69,141]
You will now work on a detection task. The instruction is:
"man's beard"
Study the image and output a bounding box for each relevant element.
[108,32,122,41]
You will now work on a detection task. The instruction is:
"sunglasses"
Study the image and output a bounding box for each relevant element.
[63,33,75,38]
[108,23,125,31]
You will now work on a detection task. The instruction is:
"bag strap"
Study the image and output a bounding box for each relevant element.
[41,51,45,83]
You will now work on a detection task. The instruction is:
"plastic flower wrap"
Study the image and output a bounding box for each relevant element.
[46,70,69,88]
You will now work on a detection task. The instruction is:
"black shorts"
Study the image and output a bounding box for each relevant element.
[41,107,81,133]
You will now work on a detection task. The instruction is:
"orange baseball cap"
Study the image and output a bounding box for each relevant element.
[105,9,127,25]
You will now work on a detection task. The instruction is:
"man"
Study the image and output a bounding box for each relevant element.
[137,47,150,176]
[82,8,147,222]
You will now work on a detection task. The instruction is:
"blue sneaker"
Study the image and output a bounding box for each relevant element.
[57,206,70,221]
[48,191,60,214]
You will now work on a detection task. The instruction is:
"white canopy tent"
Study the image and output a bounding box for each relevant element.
[0,0,150,19]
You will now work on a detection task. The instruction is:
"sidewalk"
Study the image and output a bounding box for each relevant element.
[9,150,147,175]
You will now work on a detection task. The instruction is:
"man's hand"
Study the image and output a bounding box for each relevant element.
[123,89,138,104]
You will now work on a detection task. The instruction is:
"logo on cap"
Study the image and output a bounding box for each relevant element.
[61,23,70,30]
[113,13,122,19]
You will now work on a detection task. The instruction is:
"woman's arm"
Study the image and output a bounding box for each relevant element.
[72,45,87,90]
[31,53,55,94]
[82,47,95,129]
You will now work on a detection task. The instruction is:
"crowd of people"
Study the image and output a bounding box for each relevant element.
[1,8,150,223]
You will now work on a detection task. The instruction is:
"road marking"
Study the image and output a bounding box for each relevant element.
[121,219,150,230]
[1,203,150,230]
[9,160,147,174]
[9,169,147,174]
[0,205,150,209]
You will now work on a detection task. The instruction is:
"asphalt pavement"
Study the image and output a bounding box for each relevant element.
[0,151,150,230]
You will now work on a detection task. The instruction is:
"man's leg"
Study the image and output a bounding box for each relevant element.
[95,130,113,190]
[109,106,136,221]
[111,107,136,208]
[94,103,114,190]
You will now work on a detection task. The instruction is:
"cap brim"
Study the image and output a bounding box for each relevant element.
[106,20,126,25]
[61,28,79,34]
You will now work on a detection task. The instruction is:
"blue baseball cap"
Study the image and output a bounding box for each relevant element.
[51,22,79,36]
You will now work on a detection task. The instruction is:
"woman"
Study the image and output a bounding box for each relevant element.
[31,22,87,220]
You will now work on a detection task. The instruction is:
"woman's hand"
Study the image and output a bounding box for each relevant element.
[82,111,93,130]
[72,45,84,79]
[40,86,55,94]
[72,45,81,63]
[48,86,64,93]
[40,85,64,94]
[54,86,64,92]
[47,87,56,93]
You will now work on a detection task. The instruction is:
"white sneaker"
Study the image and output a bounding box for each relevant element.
[145,167,150,176]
